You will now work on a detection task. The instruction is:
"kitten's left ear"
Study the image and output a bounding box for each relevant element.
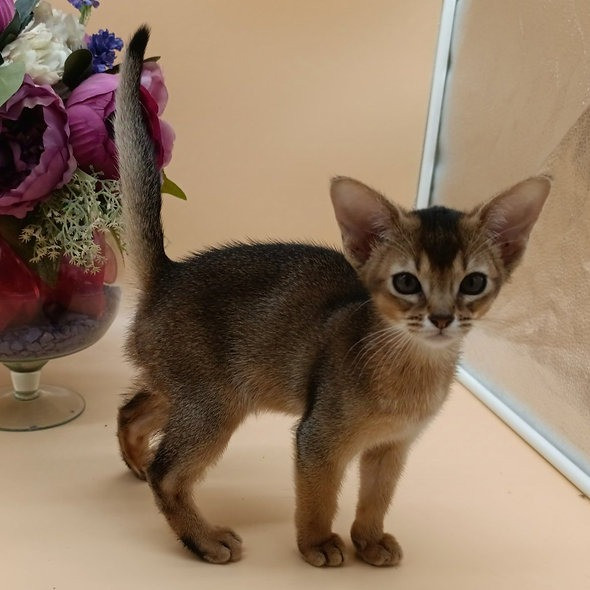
[478,175,551,271]
[330,177,402,268]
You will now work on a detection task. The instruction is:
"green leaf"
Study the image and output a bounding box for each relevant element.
[0,61,25,106]
[34,258,60,287]
[0,1,39,54]
[15,0,39,23]
[62,49,93,89]
[161,171,188,200]
[0,13,22,54]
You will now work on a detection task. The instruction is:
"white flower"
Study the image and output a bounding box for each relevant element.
[1,1,85,85]
[33,1,85,50]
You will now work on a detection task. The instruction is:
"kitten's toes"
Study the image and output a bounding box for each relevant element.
[181,527,243,564]
[352,532,402,567]
[299,533,346,567]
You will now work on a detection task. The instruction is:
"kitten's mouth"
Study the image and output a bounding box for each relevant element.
[429,333,451,340]
[422,331,457,346]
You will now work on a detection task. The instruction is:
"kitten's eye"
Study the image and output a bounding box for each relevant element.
[460,272,487,295]
[392,272,422,295]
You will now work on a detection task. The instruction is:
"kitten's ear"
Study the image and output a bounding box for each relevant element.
[478,176,551,270]
[330,177,401,267]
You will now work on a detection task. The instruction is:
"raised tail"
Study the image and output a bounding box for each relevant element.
[114,26,169,289]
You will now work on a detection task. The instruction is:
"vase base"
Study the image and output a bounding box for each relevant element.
[0,385,85,431]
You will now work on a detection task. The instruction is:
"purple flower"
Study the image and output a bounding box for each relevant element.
[68,0,100,8]
[66,73,119,178]
[140,62,168,115]
[86,29,124,73]
[0,0,15,34]
[66,65,175,179]
[0,76,76,218]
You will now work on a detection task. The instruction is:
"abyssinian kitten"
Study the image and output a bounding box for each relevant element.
[114,27,550,567]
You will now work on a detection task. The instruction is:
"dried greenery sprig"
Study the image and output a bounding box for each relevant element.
[20,168,123,274]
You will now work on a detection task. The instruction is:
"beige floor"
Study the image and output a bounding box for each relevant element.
[1,315,589,590]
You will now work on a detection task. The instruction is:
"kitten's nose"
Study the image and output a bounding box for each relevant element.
[428,314,454,330]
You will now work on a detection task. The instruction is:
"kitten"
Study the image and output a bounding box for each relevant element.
[114,26,550,567]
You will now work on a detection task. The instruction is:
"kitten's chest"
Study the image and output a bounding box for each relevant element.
[361,374,453,447]
[378,378,450,418]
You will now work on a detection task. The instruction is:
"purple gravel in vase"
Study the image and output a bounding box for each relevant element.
[0,286,121,362]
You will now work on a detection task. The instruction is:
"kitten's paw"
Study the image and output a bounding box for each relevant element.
[352,533,402,567]
[299,533,346,567]
[181,527,243,564]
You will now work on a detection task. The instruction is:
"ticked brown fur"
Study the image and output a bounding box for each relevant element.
[114,27,550,567]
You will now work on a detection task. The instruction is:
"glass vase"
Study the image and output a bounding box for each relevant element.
[0,232,122,431]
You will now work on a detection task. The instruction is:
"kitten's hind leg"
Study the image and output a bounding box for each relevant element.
[118,387,169,480]
[147,400,244,564]
[351,442,408,567]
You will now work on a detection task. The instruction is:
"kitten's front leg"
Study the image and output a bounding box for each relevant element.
[351,441,408,567]
[295,424,348,567]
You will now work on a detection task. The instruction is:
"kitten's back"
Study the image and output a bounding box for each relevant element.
[129,242,371,413]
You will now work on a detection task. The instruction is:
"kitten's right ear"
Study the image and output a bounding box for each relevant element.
[330,177,401,268]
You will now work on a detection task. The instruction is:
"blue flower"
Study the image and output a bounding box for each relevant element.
[68,1,100,9]
[86,29,124,73]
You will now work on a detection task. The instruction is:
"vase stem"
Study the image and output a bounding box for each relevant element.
[5,361,47,401]
[11,370,42,401]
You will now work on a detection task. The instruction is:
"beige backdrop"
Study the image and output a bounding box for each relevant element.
[54,0,441,257]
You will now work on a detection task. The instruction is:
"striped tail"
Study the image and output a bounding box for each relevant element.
[114,26,169,289]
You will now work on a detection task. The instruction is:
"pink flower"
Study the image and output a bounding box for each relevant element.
[0,75,76,218]
[66,73,119,178]
[0,0,14,34]
[140,61,168,114]
[66,64,174,179]
[138,85,175,170]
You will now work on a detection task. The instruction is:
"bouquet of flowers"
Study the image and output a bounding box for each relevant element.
[0,0,180,357]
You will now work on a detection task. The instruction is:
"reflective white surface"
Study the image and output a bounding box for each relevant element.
[426,0,590,484]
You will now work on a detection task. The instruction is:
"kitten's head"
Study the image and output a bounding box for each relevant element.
[330,176,550,349]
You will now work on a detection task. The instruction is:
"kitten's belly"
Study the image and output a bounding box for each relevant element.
[356,415,431,451]
[233,370,307,416]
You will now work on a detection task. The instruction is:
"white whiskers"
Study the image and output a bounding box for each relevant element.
[349,324,415,378]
